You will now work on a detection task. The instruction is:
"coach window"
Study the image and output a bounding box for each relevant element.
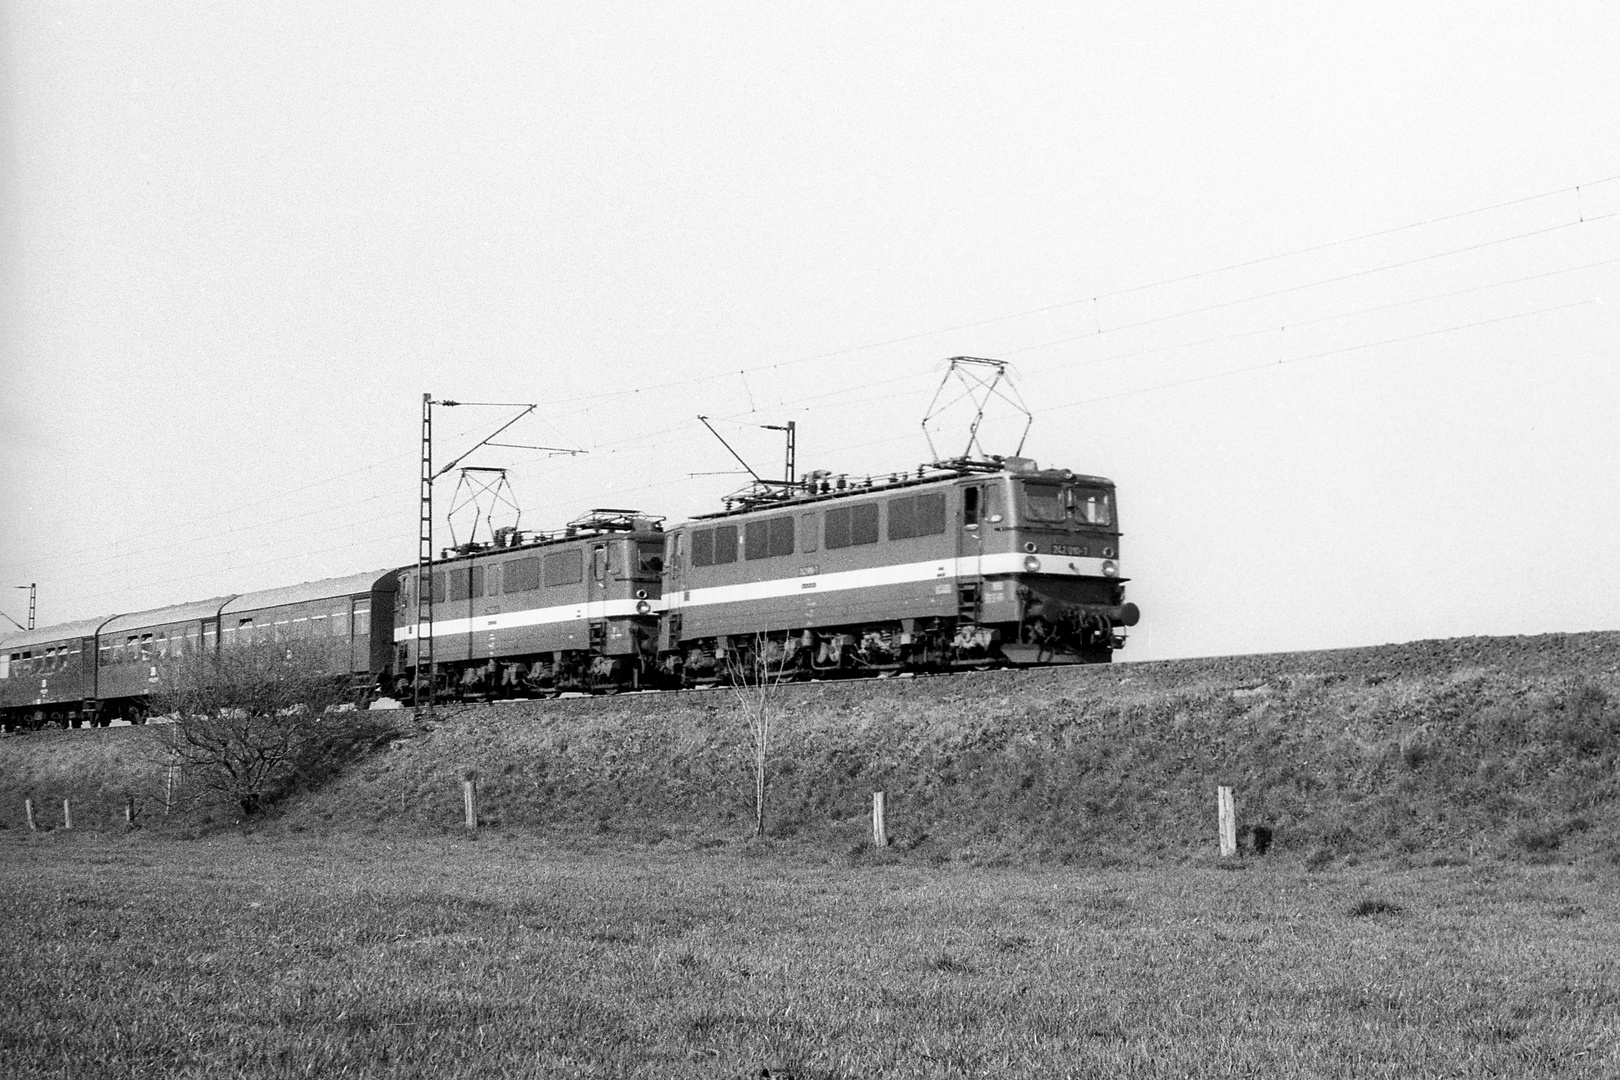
[0,653,10,679]
[236,621,253,646]
[353,602,370,637]
[331,608,350,638]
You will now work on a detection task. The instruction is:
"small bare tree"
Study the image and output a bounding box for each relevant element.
[724,633,794,837]
[148,640,389,818]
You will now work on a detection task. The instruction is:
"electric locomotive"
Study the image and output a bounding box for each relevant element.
[659,456,1138,683]
[394,509,666,698]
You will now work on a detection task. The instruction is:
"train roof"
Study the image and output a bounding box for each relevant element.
[688,457,1116,522]
[0,615,118,652]
[101,597,237,635]
[221,568,398,614]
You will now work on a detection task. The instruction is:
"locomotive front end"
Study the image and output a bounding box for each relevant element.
[998,467,1138,663]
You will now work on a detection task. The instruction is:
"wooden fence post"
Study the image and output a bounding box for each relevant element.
[164,766,178,816]
[463,778,477,831]
[1217,786,1236,857]
[62,798,73,831]
[124,794,135,825]
[872,791,887,848]
[25,798,36,831]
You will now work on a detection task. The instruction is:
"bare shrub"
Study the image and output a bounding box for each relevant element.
[147,641,395,818]
[723,634,792,838]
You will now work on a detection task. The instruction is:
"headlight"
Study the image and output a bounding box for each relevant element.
[635,600,652,615]
[1023,555,1042,573]
[1101,560,1118,578]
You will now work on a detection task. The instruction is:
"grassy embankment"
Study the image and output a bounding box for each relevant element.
[3,632,1616,867]
[3,833,1619,1078]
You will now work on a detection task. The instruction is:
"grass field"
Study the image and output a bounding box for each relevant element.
[4,831,1619,1078]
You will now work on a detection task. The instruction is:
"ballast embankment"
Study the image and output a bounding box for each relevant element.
[3,632,1618,866]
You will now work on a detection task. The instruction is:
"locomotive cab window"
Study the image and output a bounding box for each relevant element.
[1067,486,1115,526]
[1021,482,1115,527]
[637,542,664,575]
[1022,483,1066,523]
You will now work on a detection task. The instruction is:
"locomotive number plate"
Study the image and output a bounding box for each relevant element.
[1051,543,1089,557]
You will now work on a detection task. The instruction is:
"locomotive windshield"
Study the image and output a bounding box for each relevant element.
[1020,482,1114,527]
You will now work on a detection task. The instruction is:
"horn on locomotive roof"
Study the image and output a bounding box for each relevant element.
[921,356,1032,469]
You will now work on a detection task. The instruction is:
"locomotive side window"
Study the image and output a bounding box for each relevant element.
[826,503,879,549]
[592,545,608,583]
[745,516,794,560]
[888,493,946,540]
[470,565,487,596]
[447,568,471,602]
[963,487,981,527]
[800,513,817,553]
[714,525,738,564]
[544,549,584,586]
[691,529,714,567]
[505,557,540,593]
[431,572,446,604]
[693,525,738,567]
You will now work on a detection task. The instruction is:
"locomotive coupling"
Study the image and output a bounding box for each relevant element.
[1077,602,1140,628]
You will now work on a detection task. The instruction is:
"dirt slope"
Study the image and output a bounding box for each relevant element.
[4,632,1617,865]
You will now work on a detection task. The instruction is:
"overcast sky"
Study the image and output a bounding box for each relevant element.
[2,2,1616,661]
